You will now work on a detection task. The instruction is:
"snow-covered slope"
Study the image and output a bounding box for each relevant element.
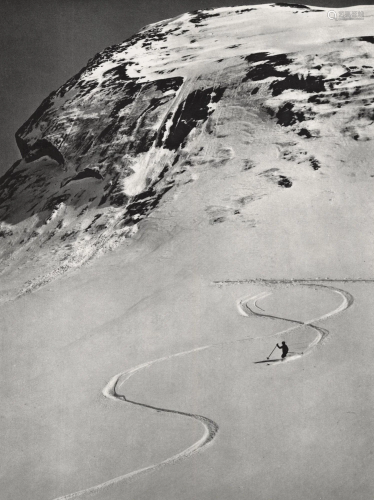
[1,3,374,297]
[2,6,374,500]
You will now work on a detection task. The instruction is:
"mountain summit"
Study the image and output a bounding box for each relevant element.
[1,3,374,297]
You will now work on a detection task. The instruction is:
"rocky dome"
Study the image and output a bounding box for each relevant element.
[0,3,374,297]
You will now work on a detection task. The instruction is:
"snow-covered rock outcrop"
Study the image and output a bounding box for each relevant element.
[1,3,374,296]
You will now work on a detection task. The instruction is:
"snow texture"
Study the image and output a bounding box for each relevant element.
[0,4,374,295]
[1,5,374,500]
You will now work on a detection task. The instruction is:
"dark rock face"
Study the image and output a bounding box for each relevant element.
[243,53,293,82]
[160,87,226,150]
[278,176,292,188]
[17,138,65,165]
[189,10,221,26]
[274,3,310,9]
[243,52,325,96]
[276,103,306,126]
[354,36,374,45]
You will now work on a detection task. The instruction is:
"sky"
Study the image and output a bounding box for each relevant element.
[0,0,373,176]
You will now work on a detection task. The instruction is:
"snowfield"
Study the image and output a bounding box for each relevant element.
[0,3,374,500]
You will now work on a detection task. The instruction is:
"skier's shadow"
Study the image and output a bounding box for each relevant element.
[253,359,280,364]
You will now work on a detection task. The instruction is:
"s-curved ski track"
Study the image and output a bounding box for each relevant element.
[53,283,353,500]
[238,284,354,363]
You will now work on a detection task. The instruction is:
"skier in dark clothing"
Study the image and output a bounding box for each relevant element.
[277,341,289,360]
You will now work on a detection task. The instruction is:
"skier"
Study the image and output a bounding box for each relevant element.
[277,341,289,360]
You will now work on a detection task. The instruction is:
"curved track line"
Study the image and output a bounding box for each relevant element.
[240,284,354,364]
[52,284,353,499]
[236,291,269,317]
[53,345,219,500]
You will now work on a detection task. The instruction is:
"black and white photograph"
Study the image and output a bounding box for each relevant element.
[1,1,373,499]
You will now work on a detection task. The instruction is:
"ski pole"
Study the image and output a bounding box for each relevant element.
[267,345,277,360]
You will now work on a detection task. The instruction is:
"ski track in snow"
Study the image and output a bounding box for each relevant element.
[239,284,354,365]
[53,284,353,500]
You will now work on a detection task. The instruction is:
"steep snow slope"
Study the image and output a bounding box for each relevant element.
[1,3,374,298]
[1,5,374,500]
